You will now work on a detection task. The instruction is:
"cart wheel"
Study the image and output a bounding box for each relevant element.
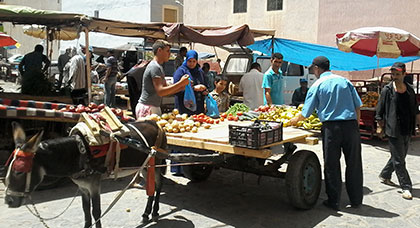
[285,150,321,209]
[182,164,213,182]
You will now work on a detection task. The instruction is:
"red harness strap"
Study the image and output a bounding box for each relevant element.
[146,157,155,196]
[6,149,35,173]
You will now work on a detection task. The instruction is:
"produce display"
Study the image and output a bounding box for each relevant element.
[56,103,134,122]
[361,91,379,108]
[256,104,322,130]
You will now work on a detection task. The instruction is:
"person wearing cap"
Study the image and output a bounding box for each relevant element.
[262,53,284,106]
[290,56,363,210]
[291,78,308,107]
[376,62,420,200]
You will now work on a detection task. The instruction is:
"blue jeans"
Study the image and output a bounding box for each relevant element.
[380,135,412,190]
[104,76,117,107]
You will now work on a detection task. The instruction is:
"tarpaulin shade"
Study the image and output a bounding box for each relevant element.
[248,38,420,71]
[163,23,256,46]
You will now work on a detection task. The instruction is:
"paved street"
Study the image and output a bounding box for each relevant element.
[1,137,420,228]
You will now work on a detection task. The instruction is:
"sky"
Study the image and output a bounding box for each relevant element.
[60,0,147,51]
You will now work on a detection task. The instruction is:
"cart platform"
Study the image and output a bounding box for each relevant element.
[166,121,316,159]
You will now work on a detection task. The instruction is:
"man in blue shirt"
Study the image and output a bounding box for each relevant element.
[291,56,363,211]
[262,53,284,105]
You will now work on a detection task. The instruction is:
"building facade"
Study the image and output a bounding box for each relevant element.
[1,0,61,59]
[183,0,420,79]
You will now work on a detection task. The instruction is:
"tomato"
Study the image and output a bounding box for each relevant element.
[98,104,105,110]
[215,119,220,124]
[228,113,233,117]
[68,105,75,112]
[210,119,214,124]
[236,111,243,116]
[91,108,99,113]
[220,117,225,121]
[234,116,239,121]
[227,116,234,121]
[115,109,123,117]
[221,113,227,118]
[59,107,67,112]
[84,107,91,113]
[88,102,97,109]
[111,108,116,113]
[75,107,85,113]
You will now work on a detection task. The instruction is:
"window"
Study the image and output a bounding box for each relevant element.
[163,7,178,23]
[281,61,303,76]
[233,0,247,13]
[225,58,249,73]
[267,0,283,11]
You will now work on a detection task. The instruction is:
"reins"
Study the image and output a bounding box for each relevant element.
[24,188,80,228]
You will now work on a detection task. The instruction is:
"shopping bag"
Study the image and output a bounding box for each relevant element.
[206,94,220,118]
[184,81,197,111]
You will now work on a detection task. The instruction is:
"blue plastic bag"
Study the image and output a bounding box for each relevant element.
[206,94,220,118]
[184,81,197,112]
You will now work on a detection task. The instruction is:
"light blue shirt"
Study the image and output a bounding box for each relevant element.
[262,68,284,105]
[301,71,362,122]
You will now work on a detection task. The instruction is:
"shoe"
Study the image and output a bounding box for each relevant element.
[322,200,339,211]
[350,203,361,209]
[402,190,413,200]
[379,176,397,186]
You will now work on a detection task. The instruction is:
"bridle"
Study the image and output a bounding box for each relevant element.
[5,147,35,198]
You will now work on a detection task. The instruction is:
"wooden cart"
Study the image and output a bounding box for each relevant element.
[166,121,322,210]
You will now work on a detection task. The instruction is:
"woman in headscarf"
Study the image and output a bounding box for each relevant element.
[173,50,208,115]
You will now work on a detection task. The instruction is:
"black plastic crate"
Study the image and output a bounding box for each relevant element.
[228,121,283,149]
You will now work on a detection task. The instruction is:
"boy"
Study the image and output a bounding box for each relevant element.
[210,75,230,113]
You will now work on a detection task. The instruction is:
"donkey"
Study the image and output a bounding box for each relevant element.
[4,120,167,228]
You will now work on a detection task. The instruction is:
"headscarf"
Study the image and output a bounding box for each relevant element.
[182,50,201,77]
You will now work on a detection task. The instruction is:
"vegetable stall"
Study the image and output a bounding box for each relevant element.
[145,104,322,209]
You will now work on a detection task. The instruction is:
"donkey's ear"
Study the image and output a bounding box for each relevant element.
[12,121,26,147]
[22,130,44,153]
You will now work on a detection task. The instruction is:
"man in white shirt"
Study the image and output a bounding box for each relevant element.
[239,62,264,110]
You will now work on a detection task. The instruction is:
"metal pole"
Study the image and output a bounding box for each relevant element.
[84,28,91,103]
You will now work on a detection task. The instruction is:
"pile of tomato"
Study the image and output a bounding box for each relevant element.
[58,103,134,122]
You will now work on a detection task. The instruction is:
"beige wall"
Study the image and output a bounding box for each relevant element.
[184,0,319,61]
[1,0,61,60]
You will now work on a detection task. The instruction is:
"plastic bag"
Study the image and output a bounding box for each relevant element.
[206,94,220,118]
[184,81,197,111]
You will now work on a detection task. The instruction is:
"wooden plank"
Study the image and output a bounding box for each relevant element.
[0,93,73,104]
[167,137,272,159]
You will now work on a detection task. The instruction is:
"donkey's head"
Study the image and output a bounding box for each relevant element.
[4,122,44,208]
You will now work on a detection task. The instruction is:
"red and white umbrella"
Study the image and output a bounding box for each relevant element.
[336,27,420,58]
[0,32,17,47]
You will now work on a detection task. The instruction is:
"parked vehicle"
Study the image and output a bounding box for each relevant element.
[222,49,317,105]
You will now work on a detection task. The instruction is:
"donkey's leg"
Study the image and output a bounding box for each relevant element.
[90,175,102,228]
[151,171,163,222]
[141,169,154,222]
[79,187,92,228]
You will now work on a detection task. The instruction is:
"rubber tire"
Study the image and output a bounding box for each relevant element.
[182,164,213,182]
[285,150,321,210]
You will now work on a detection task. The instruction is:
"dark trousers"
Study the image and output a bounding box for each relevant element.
[322,120,363,206]
[127,76,140,112]
[380,135,412,190]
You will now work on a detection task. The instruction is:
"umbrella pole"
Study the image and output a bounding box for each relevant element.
[84,28,91,104]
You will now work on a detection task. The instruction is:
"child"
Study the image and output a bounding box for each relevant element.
[210,75,230,113]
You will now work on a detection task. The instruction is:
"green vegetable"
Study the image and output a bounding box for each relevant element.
[226,103,250,116]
